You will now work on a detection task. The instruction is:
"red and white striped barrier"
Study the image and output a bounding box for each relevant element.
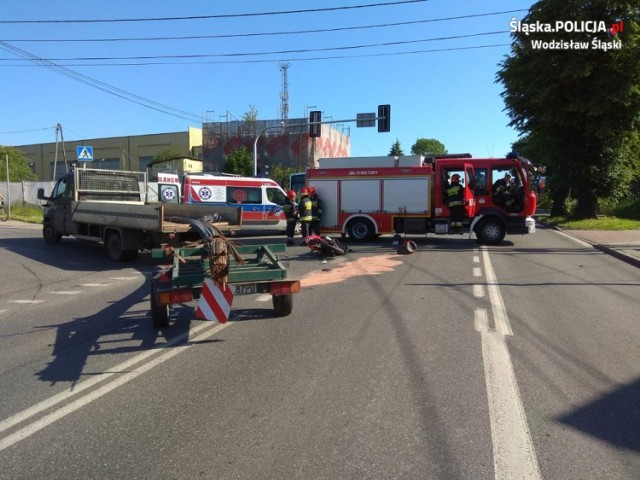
[195,278,234,323]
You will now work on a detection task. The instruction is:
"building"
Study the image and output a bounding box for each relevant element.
[203,118,350,173]
[14,117,351,181]
[15,127,203,181]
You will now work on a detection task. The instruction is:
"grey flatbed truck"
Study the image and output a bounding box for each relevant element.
[37,168,241,261]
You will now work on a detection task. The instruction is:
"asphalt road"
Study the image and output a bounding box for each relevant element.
[0,223,638,479]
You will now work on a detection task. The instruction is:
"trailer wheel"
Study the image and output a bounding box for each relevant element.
[272,294,293,317]
[43,221,62,245]
[347,218,375,242]
[475,217,506,245]
[106,231,125,261]
[151,287,170,328]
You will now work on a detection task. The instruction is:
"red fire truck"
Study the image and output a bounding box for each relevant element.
[306,153,537,245]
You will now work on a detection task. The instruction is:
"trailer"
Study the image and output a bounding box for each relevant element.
[150,243,301,328]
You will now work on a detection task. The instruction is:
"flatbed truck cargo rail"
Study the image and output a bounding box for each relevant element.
[37,168,241,261]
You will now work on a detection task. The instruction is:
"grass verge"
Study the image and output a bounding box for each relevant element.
[3,203,43,224]
[541,216,640,230]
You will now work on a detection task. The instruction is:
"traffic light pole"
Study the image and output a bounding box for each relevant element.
[252,106,390,176]
[253,122,285,177]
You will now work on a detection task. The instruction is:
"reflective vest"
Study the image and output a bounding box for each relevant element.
[446,184,463,207]
[310,195,322,221]
[299,197,312,222]
[283,199,298,222]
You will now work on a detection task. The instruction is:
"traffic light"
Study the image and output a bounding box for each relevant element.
[309,110,322,138]
[377,104,390,132]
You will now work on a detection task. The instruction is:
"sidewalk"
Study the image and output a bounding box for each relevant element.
[560,228,640,269]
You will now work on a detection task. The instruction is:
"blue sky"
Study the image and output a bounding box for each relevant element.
[0,0,536,158]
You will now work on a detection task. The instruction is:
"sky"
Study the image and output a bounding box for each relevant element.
[0,0,537,159]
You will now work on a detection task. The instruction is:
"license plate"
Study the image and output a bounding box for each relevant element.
[233,283,257,295]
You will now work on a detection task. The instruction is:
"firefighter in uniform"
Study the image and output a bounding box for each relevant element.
[309,186,322,236]
[283,190,298,246]
[298,187,313,244]
[445,173,464,233]
[492,173,515,211]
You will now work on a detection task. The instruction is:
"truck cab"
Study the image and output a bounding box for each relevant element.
[465,156,537,243]
[38,173,77,242]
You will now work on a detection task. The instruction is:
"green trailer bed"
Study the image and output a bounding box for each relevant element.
[149,243,300,327]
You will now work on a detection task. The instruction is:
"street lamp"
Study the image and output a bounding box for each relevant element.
[253,122,285,177]
[304,105,317,118]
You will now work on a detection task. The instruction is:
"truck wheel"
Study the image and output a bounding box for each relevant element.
[43,221,62,245]
[106,231,125,261]
[151,287,170,328]
[475,218,506,245]
[272,294,293,317]
[347,218,375,242]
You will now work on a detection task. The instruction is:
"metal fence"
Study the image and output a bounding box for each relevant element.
[0,181,161,206]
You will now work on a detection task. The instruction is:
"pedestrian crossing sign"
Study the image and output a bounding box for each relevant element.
[76,146,94,161]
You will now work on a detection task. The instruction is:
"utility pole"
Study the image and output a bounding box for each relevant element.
[52,123,68,180]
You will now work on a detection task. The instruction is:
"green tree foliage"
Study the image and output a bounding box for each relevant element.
[243,105,259,136]
[0,146,37,181]
[153,150,183,163]
[411,138,447,156]
[270,164,296,189]
[497,0,640,218]
[388,139,404,156]
[224,147,253,177]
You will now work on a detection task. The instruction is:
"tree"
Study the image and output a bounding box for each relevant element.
[388,139,404,156]
[224,147,253,176]
[0,146,37,181]
[411,138,447,156]
[270,164,296,189]
[496,0,640,218]
[243,105,259,136]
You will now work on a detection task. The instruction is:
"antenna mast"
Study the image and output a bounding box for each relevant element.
[279,63,291,121]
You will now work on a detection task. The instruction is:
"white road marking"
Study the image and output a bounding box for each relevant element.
[9,300,43,304]
[482,248,512,336]
[554,229,593,248]
[80,283,111,287]
[482,330,542,480]
[0,321,231,451]
[474,308,489,332]
[52,291,82,295]
[473,284,485,298]
[473,255,480,263]
[111,276,142,281]
[255,294,272,302]
[479,247,541,480]
[473,267,482,277]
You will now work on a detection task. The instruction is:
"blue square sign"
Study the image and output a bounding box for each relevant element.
[77,146,93,161]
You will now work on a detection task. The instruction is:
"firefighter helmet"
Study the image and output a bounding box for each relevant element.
[287,190,296,199]
[300,187,309,196]
[309,186,316,195]
[451,174,461,182]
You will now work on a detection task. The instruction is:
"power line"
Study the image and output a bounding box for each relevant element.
[0,31,507,63]
[0,41,203,123]
[4,10,527,42]
[0,43,513,67]
[0,125,57,135]
[0,0,430,23]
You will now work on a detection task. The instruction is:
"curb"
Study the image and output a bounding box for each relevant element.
[591,244,640,270]
[542,221,640,270]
